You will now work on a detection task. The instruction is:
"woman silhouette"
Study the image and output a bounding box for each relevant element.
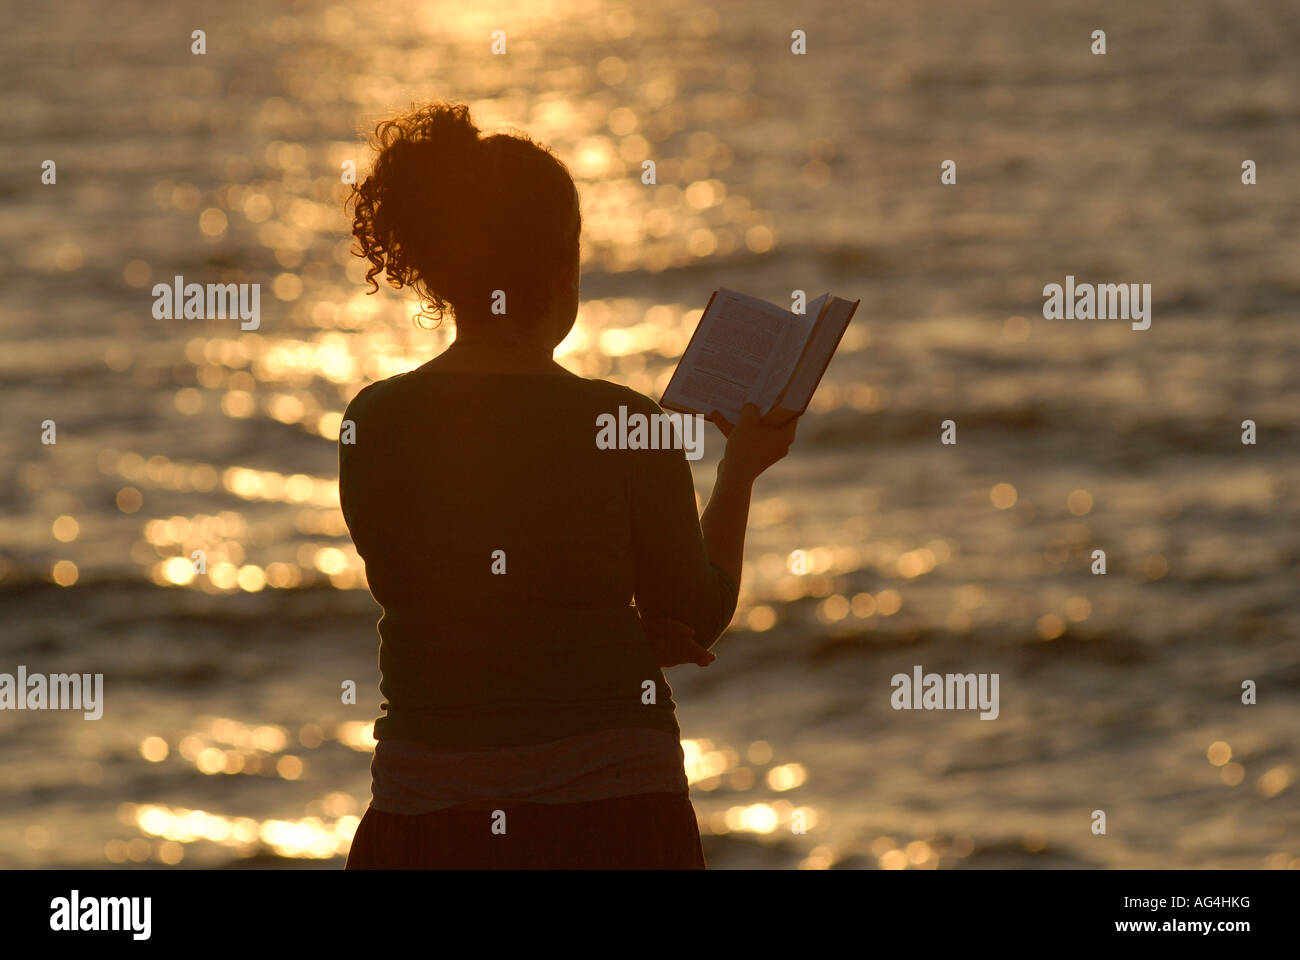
[340,102,796,869]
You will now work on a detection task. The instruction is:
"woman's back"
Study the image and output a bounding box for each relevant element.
[340,365,736,748]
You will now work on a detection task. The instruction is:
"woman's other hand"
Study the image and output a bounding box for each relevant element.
[640,616,716,667]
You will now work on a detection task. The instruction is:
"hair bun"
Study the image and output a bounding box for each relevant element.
[416,101,482,153]
[382,103,483,184]
[351,100,579,327]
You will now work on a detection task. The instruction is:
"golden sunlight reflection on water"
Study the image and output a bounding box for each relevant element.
[108,719,379,862]
[119,802,360,862]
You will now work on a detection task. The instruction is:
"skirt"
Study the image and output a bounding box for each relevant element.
[344,791,706,870]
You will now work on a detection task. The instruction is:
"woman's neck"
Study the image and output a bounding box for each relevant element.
[430,335,568,375]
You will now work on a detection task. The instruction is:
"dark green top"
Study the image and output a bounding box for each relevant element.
[339,367,738,748]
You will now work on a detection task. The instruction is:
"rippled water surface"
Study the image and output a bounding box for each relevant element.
[2,0,1298,868]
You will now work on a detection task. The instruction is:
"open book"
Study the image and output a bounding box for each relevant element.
[660,288,860,426]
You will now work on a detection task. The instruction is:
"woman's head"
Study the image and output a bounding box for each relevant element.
[349,102,581,347]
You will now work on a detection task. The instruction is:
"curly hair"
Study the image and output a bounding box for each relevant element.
[348,101,580,329]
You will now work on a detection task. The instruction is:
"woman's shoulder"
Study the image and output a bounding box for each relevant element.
[342,370,413,425]
[583,377,666,414]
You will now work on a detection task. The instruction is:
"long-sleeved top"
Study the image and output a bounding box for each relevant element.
[339,366,738,764]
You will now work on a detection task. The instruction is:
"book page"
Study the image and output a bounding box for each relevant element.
[777,296,858,411]
[662,289,793,421]
[754,294,826,412]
